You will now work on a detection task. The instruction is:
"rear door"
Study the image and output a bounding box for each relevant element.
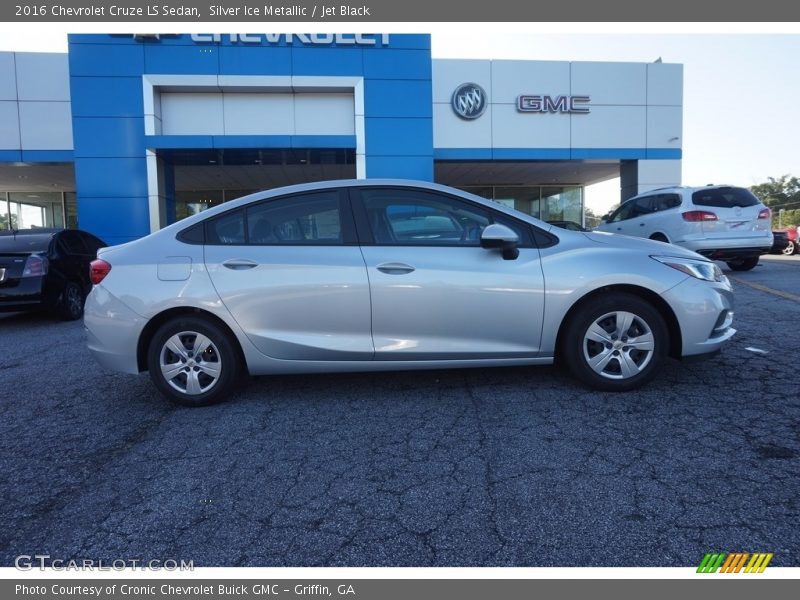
[691,187,769,242]
[203,189,373,360]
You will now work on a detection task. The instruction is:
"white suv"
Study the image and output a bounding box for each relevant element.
[596,185,773,271]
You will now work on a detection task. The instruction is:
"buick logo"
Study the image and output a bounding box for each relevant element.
[451,83,487,120]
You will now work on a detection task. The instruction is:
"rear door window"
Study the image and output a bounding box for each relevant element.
[59,231,90,256]
[692,187,760,208]
[655,194,682,211]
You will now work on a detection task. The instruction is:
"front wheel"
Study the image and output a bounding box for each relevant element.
[726,257,759,271]
[147,316,241,407]
[561,293,668,392]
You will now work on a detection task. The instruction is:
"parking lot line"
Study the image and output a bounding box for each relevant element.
[728,276,800,303]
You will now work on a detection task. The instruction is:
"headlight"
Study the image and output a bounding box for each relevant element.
[651,255,724,282]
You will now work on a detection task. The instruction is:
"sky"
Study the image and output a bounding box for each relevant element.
[1,29,798,214]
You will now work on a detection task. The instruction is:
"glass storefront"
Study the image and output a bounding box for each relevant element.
[460,185,584,225]
[174,189,257,222]
[1,192,71,230]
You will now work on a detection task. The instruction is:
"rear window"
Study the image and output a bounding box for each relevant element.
[0,234,53,253]
[692,187,760,208]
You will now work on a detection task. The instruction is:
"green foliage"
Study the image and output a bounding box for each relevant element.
[0,212,18,230]
[750,175,800,228]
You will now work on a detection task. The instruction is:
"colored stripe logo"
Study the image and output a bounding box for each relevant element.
[697,552,773,573]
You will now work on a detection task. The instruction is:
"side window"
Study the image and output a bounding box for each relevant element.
[247,191,342,245]
[658,194,682,211]
[59,231,89,256]
[79,232,105,254]
[633,196,655,217]
[360,189,490,246]
[609,200,635,222]
[206,210,246,245]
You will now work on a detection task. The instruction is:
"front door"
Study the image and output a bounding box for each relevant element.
[353,187,546,360]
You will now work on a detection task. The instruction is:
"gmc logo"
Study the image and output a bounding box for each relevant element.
[517,95,591,114]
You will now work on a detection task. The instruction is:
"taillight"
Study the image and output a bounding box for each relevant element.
[90,259,111,285]
[757,208,771,220]
[21,254,48,277]
[682,210,718,222]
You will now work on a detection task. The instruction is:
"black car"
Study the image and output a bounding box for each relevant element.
[770,230,790,254]
[0,228,107,320]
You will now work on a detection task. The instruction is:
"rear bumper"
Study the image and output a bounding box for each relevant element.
[678,235,772,261]
[0,276,45,311]
[84,285,145,374]
[694,247,771,261]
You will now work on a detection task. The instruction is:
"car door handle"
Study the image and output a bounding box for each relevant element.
[222,259,258,270]
[639,223,646,226]
[376,262,415,275]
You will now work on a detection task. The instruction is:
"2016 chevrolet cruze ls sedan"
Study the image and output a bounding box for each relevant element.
[85,180,736,406]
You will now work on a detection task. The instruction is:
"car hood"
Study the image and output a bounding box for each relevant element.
[581,230,708,260]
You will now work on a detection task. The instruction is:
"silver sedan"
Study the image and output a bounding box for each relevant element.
[85,180,735,406]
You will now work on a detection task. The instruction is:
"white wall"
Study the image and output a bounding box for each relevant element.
[0,52,72,150]
[432,58,683,154]
[160,92,355,136]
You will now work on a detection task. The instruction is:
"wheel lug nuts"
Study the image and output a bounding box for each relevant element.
[605,343,612,349]
[622,337,628,342]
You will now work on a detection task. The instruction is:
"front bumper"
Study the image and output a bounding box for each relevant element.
[84,285,146,374]
[662,276,736,358]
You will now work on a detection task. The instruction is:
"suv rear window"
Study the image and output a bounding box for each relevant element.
[691,187,760,208]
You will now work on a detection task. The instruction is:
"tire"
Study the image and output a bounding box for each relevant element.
[57,281,84,321]
[649,233,669,243]
[782,242,796,256]
[561,293,668,392]
[726,257,759,271]
[147,316,241,407]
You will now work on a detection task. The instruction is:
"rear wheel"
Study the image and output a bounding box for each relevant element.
[147,316,241,407]
[57,281,84,321]
[726,257,759,271]
[782,242,796,256]
[561,293,668,392]
[649,233,669,243]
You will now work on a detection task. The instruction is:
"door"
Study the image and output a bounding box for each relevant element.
[204,190,373,360]
[353,187,546,360]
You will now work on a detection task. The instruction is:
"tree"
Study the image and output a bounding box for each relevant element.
[0,212,18,231]
[750,175,800,228]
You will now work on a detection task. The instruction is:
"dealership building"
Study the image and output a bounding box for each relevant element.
[0,34,683,244]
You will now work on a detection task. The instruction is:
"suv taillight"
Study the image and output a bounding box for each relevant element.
[90,259,111,285]
[21,254,48,277]
[757,208,771,220]
[682,210,718,222]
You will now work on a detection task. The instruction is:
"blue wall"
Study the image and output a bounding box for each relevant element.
[67,34,433,244]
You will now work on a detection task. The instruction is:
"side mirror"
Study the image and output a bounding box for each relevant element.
[480,224,520,260]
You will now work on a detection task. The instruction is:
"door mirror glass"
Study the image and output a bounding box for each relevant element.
[480,223,520,260]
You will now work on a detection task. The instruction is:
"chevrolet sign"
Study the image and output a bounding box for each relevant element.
[517,95,591,114]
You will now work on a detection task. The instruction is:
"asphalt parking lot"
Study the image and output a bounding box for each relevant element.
[1,255,798,567]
